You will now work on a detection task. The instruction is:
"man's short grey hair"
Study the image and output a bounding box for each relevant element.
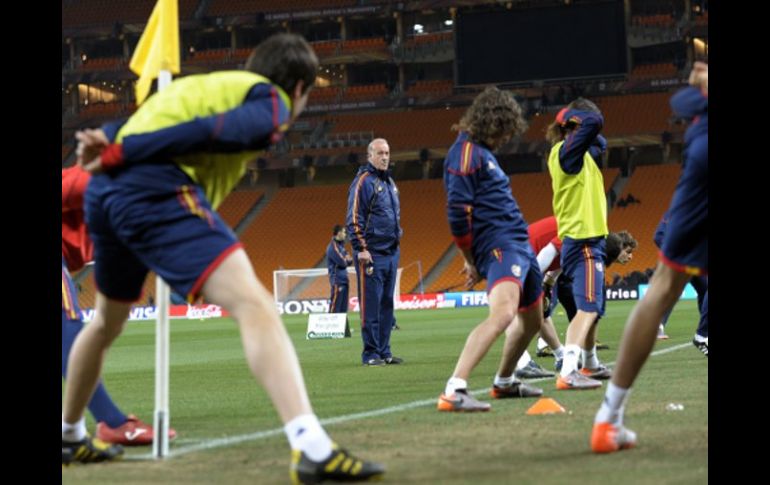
[367,138,389,159]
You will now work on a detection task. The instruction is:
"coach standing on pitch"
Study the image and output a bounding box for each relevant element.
[346,138,404,366]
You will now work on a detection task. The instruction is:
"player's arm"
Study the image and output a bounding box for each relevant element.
[346,176,372,254]
[445,148,479,252]
[61,166,91,213]
[87,84,290,172]
[446,146,481,287]
[536,242,559,274]
[556,109,604,174]
[588,134,607,162]
[102,118,129,141]
[343,247,353,266]
[543,269,561,287]
[670,86,708,120]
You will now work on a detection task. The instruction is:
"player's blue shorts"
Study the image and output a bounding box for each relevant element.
[62,256,82,322]
[560,236,606,316]
[477,243,543,311]
[661,141,707,276]
[85,164,241,302]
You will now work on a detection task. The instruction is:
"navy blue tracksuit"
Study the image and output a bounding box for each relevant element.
[326,237,351,313]
[346,163,402,363]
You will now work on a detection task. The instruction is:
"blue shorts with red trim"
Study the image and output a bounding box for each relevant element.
[85,164,240,302]
[478,243,543,310]
[661,149,707,276]
[560,237,606,316]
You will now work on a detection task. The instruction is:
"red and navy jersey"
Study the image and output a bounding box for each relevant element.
[62,166,93,272]
[444,131,529,262]
[527,216,562,272]
[326,238,351,285]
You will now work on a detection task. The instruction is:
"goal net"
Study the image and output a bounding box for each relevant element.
[273,267,403,314]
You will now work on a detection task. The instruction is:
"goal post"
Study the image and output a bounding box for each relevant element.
[273,266,404,313]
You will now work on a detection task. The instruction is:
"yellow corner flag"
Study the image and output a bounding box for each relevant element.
[129,0,180,105]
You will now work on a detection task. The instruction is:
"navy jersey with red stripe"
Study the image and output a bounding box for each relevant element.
[346,163,402,254]
[527,216,562,272]
[62,166,93,272]
[444,131,529,264]
[326,238,351,285]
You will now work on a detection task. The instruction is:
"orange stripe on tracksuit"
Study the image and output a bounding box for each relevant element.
[582,245,595,303]
[358,261,366,327]
[177,186,214,227]
[350,173,371,250]
[460,142,473,174]
[61,266,79,320]
[330,285,339,309]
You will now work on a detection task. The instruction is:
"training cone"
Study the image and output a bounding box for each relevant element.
[526,397,566,415]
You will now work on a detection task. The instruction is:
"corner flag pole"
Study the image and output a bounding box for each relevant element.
[129,0,180,459]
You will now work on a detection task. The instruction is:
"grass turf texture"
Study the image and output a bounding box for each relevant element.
[63,300,707,484]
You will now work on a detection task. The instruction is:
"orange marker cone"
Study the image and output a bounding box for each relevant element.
[526,397,566,415]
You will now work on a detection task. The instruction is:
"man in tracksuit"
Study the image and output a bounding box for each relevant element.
[326,225,352,314]
[346,138,403,366]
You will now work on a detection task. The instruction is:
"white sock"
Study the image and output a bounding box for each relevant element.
[553,346,565,360]
[516,350,533,370]
[594,382,630,425]
[582,346,599,369]
[494,373,519,387]
[445,377,468,396]
[284,414,333,462]
[537,337,549,351]
[560,344,581,377]
[62,417,87,442]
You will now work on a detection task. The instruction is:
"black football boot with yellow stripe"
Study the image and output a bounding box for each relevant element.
[290,443,385,484]
[62,435,124,465]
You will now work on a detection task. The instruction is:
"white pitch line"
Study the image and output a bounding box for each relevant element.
[126,341,694,461]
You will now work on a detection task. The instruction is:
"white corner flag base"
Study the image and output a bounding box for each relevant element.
[306,313,351,339]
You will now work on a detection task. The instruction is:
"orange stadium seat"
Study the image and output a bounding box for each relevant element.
[239,185,350,292]
[216,189,264,228]
[524,92,674,142]
[607,164,682,277]
[594,92,674,137]
[343,84,389,102]
[329,107,465,150]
